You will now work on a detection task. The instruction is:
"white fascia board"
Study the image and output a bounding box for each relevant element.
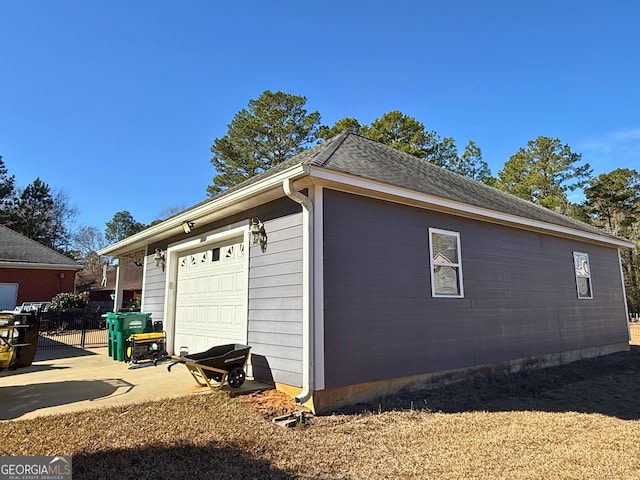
[0,262,83,270]
[307,166,635,250]
[98,164,310,256]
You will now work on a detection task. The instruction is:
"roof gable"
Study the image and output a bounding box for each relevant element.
[0,225,81,268]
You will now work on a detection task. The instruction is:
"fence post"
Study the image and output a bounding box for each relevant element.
[80,309,87,348]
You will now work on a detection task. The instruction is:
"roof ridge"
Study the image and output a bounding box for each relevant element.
[308,132,352,167]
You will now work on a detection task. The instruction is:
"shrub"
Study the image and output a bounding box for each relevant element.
[50,292,88,311]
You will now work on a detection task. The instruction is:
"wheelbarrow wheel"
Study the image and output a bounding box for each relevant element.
[227,366,246,388]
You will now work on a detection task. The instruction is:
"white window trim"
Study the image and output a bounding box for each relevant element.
[429,227,464,298]
[573,251,593,300]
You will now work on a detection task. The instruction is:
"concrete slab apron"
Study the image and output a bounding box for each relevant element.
[0,347,265,421]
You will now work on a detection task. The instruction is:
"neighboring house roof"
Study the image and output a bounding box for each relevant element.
[100,133,633,255]
[0,225,82,269]
[77,264,143,292]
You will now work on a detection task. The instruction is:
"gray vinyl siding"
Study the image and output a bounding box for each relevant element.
[323,189,629,388]
[142,246,166,326]
[136,197,303,386]
[248,209,304,387]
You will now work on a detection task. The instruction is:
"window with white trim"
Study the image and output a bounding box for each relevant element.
[573,251,592,299]
[429,228,464,298]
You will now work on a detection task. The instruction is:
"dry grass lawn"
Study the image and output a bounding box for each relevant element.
[2,326,640,479]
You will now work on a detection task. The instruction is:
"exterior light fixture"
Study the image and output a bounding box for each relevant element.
[181,221,195,234]
[249,217,268,252]
[154,248,166,271]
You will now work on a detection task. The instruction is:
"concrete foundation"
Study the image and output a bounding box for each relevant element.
[305,341,630,414]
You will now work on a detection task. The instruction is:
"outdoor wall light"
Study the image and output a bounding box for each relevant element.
[154,248,166,271]
[181,221,195,234]
[249,217,268,252]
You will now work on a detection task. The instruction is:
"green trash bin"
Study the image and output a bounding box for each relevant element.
[106,313,118,359]
[111,312,151,362]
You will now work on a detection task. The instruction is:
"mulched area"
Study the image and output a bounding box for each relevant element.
[236,388,303,419]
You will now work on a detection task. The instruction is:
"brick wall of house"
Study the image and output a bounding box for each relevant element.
[0,268,77,306]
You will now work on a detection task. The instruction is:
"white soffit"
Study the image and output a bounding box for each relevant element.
[98,164,308,256]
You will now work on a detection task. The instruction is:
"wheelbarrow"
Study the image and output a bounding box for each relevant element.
[167,343,251,390]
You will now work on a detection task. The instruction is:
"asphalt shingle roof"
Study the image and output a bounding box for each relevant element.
[201,132,621,242]
[0,225,80,267]
[314,134,620,239]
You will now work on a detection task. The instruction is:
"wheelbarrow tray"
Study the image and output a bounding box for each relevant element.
[168,343,251,390]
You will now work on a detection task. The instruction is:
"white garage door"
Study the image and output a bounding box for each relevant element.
[0,284,18,311]
[174,241,247,354]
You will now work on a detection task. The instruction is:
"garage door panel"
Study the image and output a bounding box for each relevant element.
[209,274,221,292]
[197,277,208,293]
[174,332,191,352]
[176,305,197,324]
[196,306,209,323]
[174,240,247,354]
[220,305,235,324]
[221,273,235,292]
[207,306,220,325]
[235,305,245,325]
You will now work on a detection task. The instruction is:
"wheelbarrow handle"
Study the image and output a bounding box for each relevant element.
[167,360,181,372]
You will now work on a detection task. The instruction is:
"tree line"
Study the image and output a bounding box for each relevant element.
[0,160,147,273]
[0,162,78,252]
[1,90,638,311]
[208,90,640,312]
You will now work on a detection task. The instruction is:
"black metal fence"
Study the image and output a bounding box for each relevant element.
[37,309,108,349]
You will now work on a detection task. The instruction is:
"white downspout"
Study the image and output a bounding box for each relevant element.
[283,179,314,405]
[113,261,125,312]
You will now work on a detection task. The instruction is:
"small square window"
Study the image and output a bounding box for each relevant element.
[573,251,592,299]
[429,228,464,298]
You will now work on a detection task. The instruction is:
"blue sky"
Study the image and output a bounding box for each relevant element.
[1,1,639,236]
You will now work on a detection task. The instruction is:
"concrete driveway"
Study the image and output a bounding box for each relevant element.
[0,346,268,421]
